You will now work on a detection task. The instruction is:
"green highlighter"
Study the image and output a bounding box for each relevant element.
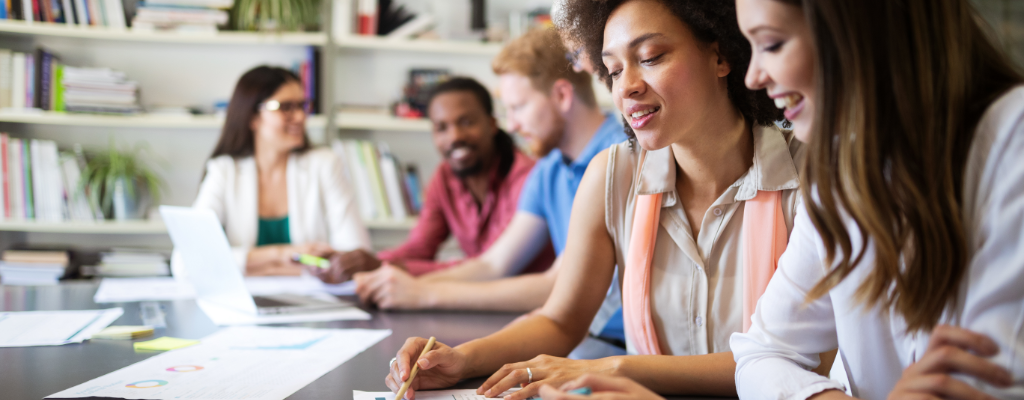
[292,253,330,269]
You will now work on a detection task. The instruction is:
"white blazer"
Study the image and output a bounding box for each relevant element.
[187,147,371,271]
[731,86,1024,400]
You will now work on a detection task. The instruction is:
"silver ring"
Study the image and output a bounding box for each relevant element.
[526,367,533,384]
[390,357,397,370]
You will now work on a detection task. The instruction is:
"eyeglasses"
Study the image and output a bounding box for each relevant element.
[260,99,309,114]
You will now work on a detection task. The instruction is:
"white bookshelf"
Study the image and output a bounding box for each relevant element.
[0,111,435,131]
[0,217,418,234]
[335,112,430,132]
[0,20,327,45]
[0,111,329,129]
[335,35,502,56]
[0,219,167,234]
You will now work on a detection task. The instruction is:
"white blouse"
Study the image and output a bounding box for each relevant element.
[605,124,804,355]
[189,147,371,270]
[731,86,1024,400]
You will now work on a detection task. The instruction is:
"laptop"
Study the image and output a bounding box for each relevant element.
[160,205,352,316]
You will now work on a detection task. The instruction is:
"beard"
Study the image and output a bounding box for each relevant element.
[522,129,563,158]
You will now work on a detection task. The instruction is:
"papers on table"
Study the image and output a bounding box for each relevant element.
[48,326,392,400]
[196,298,371,326]
[354,389,521,400]
[0,308,123,347]
[94,277,197,303]
[93,275,356,303]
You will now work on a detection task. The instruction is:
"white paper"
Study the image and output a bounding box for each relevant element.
[0,308,124,347]
[94,275,357,303]
[48,326,392,400]
[196,299,370,325]
[354,389,522,400]
[94,277,197,303]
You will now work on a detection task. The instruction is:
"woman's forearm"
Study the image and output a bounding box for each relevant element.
[614,352,738,396]
[245,245,287,272]
[456,313,588,379]
[426,272,555,311]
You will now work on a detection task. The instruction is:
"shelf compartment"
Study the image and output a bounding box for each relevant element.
[0,20,326,45]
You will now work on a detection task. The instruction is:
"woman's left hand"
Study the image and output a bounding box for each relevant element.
[477,355,620,400]
[537,374,664,400]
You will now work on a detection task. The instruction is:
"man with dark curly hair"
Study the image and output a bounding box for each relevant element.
[384,1,821,399]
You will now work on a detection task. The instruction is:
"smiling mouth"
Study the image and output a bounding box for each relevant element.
[774,93,804,110]
[630,106,660,119]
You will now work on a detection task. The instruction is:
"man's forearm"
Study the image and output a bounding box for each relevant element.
[419,257,505,282]
[425,272,556,311]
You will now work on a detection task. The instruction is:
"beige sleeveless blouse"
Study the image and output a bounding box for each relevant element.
[604,124,804,356]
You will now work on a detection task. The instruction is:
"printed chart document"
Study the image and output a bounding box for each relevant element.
[354,389,522,400]
[0,308,124,347]
[48,326,392,400]
[94,276,356,303]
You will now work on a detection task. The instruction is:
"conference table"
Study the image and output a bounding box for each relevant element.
[0,282,733,400]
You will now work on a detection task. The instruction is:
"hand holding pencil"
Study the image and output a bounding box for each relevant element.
[386,336,469,400]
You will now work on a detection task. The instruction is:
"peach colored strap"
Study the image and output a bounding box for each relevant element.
[741,190,788,332]
[623,190,663,356]
[622,149,663,355]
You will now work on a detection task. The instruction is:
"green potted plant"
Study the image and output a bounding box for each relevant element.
[80,141,164,221]
[231,0,321,32]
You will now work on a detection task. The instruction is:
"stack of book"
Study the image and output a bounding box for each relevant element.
[331,139,421,222]
[81,250,169,277]
[0,133,100,222]
[0,0,131,28]
[0,48,140,114]
[62,66,140,114]
[131,0,232,33]
[0,250,69,285]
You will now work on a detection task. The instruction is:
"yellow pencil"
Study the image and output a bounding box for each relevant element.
[395,336,436,400]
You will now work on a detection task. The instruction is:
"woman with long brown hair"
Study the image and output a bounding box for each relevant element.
[725,0,1024,399]
[538,0,1023,399]
[187,66,370,277]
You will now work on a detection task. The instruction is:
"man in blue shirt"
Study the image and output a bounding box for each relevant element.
[355,28,627,352]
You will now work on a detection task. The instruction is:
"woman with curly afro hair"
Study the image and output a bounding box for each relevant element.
[383,1,829,399]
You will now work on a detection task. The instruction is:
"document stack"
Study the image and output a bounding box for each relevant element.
[0,134,100,222]
[0,250,69,285]
[131,0,232,33]
[83,250,170,277]
[61,66,141,115]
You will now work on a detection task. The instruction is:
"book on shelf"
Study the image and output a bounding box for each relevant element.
[0,46,142,114]
[292,46,320,114]
[331,139,419,222]
[0,133,101,223]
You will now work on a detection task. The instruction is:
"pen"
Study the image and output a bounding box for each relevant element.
[395,336,436,400]
[292,253,330,269]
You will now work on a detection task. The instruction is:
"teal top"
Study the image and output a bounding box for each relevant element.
[256,216,291,246]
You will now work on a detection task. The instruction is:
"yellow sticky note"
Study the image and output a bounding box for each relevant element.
[133,336,199,351]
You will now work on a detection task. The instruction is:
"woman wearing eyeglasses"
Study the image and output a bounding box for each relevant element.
[186,66,370,277]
